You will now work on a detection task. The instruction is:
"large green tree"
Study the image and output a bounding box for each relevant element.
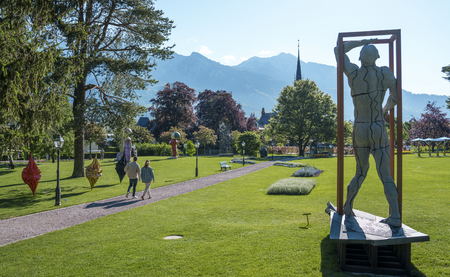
[55,0,174,177]
[443,65,450,110]
[0,1,75,166]
[268,79,337,156]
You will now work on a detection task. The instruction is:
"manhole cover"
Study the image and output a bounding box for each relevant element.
[163,235,183,240]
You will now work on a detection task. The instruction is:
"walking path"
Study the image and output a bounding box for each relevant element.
[0,161,275,247]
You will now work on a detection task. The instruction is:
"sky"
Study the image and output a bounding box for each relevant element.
[154,0,450,97]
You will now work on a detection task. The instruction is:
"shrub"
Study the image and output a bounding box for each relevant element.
[135,143,172,156]
[235,131,261,156]
[292,166,323,177]
[267,178,316,195]
[273,161,307,167]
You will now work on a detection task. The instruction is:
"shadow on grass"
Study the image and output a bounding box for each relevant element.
[319,235,426,276]
[84,199,139,209]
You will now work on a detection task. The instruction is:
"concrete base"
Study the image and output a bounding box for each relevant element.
[328,205,429,276]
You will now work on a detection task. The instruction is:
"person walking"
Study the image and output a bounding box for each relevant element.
[140,160,155,200]
[124,156,141,199]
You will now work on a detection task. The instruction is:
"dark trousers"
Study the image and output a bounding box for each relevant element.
[127,178,138,196]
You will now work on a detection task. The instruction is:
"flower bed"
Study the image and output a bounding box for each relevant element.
[267,178,316,195]
[273,161,307,168]
[230,158,256,165]
[292,166,323,177]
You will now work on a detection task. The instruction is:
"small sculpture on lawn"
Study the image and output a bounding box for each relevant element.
[21,153,41,195]
[334,39,401,227]
[85,154,102,190]
[169,132,180,159]
[115,154,128,183]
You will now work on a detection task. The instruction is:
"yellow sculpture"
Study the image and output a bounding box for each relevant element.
[85,155,102,190]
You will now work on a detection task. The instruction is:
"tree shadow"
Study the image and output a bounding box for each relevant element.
[84,198,140,209]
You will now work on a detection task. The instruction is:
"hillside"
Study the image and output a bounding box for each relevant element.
[137,52,448,121]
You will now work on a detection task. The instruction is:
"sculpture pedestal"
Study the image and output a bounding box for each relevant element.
[328,207,429,276]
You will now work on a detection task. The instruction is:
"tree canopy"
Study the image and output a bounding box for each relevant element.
[55,0,174,177]
[196,89,246,134]
[0,1,75,161]
[268,79,337,156]
[409,102,450,146]
[149,82,197,138]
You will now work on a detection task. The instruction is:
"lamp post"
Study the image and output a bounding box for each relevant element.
[241,141,245,166]
[53,134,64,206]
[271,137,274,160]
[195,141,200,177]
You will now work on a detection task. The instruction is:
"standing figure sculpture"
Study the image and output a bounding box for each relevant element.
[334,39,401,227]
[169,132,180,159]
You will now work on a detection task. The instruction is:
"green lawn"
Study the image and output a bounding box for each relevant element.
[1,154,449,276]
[0,156,249,219]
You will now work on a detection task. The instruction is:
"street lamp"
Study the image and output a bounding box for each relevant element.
[195,141,200,177]
[241,141,246,166]
[53,134,64,206]
[271,137,274,160]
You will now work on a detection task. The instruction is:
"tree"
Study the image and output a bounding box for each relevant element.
[52,0,174,177]
[185,140,196,157]
[150,82,197,138]
[235,131,261,157]
[442,65,450,110]
[159,127,188,147]
[246,113,258,131]
[84,122,107,159]
[130,125,155,144]
[384,118,410,144]
[268,79,337,156]
[409,101,450,151]
[0,1,75,166]
[196,90,246,134]
[193,126,217,153]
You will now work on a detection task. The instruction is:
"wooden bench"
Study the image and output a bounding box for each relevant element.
[219,161,232,171]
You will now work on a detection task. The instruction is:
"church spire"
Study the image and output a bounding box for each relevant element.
[295,40,302,81]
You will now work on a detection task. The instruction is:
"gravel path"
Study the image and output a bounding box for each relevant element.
[0,161,275,247]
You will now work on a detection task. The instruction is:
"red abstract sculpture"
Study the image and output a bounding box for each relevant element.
[169,138,178,158]
[21,153,41,195]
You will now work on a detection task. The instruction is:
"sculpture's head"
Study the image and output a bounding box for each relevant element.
[359,45,379,66]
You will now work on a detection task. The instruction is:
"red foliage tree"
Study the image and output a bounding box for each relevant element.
[409,101,450,150]
[196,90,246,134]
[149,82,197,138]
[246,112,258,131]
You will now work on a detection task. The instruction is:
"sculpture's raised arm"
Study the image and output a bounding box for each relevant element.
[334,39,378,74]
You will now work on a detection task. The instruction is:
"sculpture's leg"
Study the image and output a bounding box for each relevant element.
[343,147,370,216]
[373,147,401,227]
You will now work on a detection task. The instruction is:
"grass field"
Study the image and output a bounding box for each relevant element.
[1,155,449,276]
[0,156,251,219]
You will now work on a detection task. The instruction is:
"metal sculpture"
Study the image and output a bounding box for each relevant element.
[21,153,41,195]
[85,155,102,190]
[115,153,128,183]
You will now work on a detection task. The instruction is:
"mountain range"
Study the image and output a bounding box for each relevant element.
[138,52,448,121]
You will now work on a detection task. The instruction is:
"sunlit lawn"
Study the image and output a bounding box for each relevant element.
[0,154,449,276]
[0,155,249,219]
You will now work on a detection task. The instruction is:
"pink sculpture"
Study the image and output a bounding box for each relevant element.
[21,153,41,195]
[124,137,132,161]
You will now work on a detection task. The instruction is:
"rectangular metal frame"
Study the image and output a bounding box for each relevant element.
[336,30,402,222]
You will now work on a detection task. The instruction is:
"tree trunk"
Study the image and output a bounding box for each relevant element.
[9,155,15,169]
[72,76,87,177]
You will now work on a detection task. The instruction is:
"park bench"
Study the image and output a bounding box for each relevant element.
[219,161,232,171]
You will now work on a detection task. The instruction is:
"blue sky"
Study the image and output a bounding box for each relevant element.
[155,0,450,97]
